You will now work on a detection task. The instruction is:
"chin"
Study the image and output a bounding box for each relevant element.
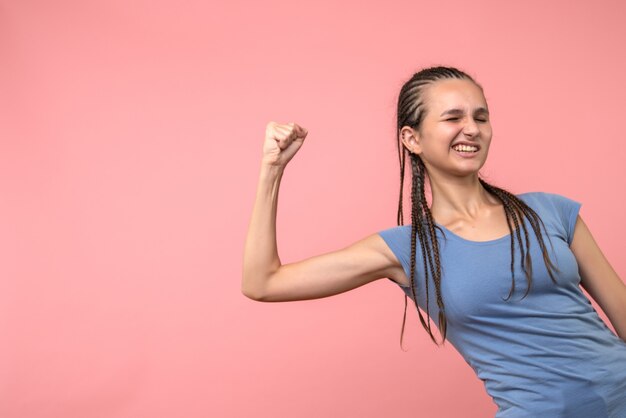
[450,163,486,178]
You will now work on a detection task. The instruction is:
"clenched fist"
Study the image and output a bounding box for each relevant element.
[262,121,308,167]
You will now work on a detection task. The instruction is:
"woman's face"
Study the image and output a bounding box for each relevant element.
[403,78,493,179]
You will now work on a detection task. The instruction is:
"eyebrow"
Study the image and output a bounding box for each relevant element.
[440,107,490,117]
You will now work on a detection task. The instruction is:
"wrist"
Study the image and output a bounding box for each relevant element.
[259,161,286,178]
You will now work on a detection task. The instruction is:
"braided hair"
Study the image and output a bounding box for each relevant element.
[396,66,559,346]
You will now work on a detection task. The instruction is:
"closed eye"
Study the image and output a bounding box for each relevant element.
[445,117,488,122]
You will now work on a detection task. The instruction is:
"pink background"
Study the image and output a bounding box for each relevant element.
[1,0,625,417]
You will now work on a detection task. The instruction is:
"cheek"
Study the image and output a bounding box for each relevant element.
[481,137,493,155]
[430,126,463,143]
[420,125,463,152]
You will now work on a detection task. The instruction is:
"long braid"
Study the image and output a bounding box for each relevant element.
[480,180,560,295]
[415,156,447,340]
[499,194,519,300]
[395,66,560,347]
[397,129,406,226]
[492,184,560,281]
[409,156,434,341]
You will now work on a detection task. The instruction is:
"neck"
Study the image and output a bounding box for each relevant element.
[427,173,498,224]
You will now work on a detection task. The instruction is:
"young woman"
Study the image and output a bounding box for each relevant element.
[242,66,626,417]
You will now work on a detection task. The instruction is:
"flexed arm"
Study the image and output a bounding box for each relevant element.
[242,122,406,302]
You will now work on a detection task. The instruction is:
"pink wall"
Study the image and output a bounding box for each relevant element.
[1,0,625,417]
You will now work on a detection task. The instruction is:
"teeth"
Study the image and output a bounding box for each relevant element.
[452,144,478,152]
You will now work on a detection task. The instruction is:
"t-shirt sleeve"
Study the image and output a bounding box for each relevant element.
[378,226,412,283]
[546,193,582,245]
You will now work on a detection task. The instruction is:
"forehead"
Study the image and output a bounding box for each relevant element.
[424,78,487,113]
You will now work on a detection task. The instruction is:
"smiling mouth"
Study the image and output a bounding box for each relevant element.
[451,144,479,153]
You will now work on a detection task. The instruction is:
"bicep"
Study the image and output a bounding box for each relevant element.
[258,233,404,302]
[570,215,626,329]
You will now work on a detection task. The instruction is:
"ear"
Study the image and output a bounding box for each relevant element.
[400,126,422,154]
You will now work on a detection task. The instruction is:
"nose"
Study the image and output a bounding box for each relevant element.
[463,118,479,137]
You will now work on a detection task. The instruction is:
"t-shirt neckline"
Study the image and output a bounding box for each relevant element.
[434,222,514,246]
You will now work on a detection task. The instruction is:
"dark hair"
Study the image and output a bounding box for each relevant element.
[396,66,559,346]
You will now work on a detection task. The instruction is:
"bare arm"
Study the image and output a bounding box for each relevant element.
[241,162,285,300]
[570,215,626,341]
[242,122,405,302]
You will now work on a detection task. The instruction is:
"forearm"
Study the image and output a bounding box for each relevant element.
[242,163,285,298]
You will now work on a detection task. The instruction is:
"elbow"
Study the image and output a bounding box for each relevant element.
[241,286,265,301]
[241,274,269,302]
[242,265,282,301]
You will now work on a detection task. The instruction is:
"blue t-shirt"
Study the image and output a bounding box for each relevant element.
[378,192,626,417]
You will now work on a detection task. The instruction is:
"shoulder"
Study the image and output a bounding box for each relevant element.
[516,190,566,202]
[377,225,413,260]
[378,224,412,240]
[516,191,582,244]
[376,225,415,279]
[516,191,581,213]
